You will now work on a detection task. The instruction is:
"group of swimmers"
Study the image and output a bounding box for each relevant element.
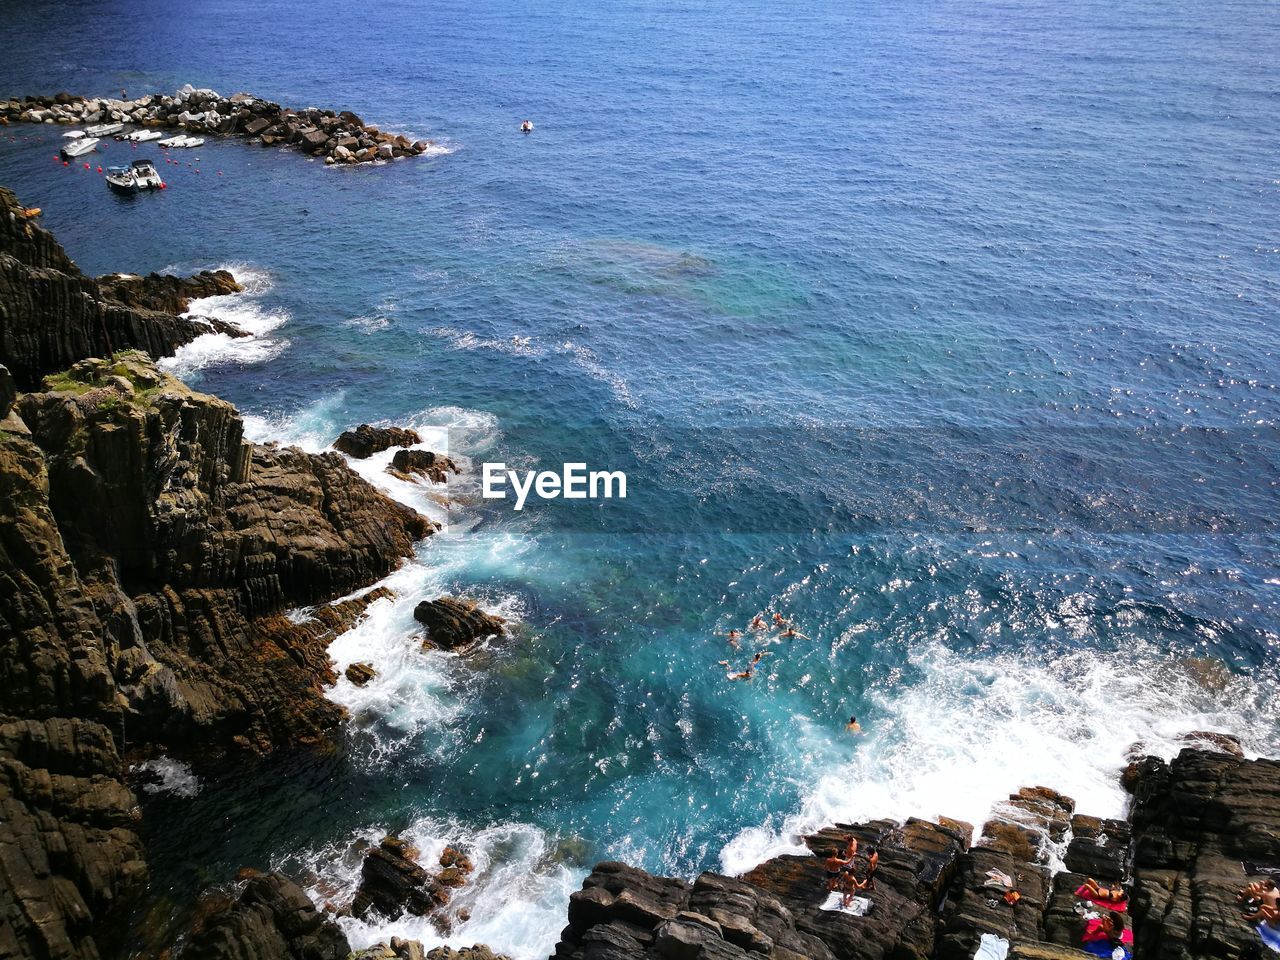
[719,612,808,680]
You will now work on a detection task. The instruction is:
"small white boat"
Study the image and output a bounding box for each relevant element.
[86,122,124,137]
[124,129,164,142]
[159,135,206,148]
[60,137,100,159]
[179,136,205,148]
[63,130,86,140]
[105,159,165,193]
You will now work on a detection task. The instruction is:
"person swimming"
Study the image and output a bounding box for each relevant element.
[846,715,862,734]
[772,613,789,627]
[750,614,767,630]
[520,119,534,133]
[780,626,809,639]
[726,629,742,647]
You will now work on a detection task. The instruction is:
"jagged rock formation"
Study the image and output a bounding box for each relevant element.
[554,747,1280,960]
[352,836,474,924]
[176,872,350,960]
[390,448,460,483]
[413,596,505,651]
[0,186,243,389]
[3,86,437,166]
[95,269,241,316]
[334,423,422,459]
[0,351,431,956]
[1129,750,1280,960]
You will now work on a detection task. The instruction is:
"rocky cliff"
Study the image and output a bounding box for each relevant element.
[0,186,242,390]
[0,183,436,957]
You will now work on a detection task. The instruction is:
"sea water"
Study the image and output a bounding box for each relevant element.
[1,0,1278,955]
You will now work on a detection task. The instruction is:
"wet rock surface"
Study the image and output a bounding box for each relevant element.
[390,447,460,483]
[414,595,506,651]
[176,872,350,960]
[2,85,438,167]
[334,423,423,459]
[351,836,475,925]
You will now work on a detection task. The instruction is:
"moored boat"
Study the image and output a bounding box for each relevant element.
[85,121,124,137]
[105,159,165,193]
[60,137,100,159]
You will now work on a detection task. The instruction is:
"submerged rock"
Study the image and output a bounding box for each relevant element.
[414,596,505,651]
[333,422,422,459]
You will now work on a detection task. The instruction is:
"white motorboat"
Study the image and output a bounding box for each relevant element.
[105,159,165,193]
[60,137,100,160]
[85,122,124,137]
[124,129,164,142]
[63,130,86,140]
[179,136,205,148]
[159,135,207,148]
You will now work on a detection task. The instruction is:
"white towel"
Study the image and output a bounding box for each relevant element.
[819,892,872,916]
[974,934,1010,960]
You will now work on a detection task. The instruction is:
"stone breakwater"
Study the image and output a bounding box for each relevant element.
[1,85,436,165]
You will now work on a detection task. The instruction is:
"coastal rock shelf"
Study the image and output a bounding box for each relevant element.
[1,85,436,166]
[551,747,1280,960]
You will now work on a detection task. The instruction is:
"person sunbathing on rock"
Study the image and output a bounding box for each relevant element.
[1239,878,1279,912]
[1082,910,1132,960]
[1079,878,1128,907]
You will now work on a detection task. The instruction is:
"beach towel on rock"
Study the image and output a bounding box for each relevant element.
[1258,922,1280,953]
[819,893,871,916]
[974,934,1010,960]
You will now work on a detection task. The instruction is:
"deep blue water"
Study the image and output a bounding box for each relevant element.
[2,0,1279,955]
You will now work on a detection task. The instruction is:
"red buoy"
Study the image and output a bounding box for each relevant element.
[62,161,68,167]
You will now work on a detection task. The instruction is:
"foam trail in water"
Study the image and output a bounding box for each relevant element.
[158,265,289,377]
[720,642,1277,875]
[290,818,582,960]
[130,757,201,798]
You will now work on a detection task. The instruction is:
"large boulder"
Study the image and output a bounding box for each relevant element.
[333,423,422,459]
[390,448,459,483]
[413,596,505,651]
[178,872,349,960]
[351,836,474,922]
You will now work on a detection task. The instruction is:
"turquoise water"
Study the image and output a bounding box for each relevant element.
[2,0,1279,955]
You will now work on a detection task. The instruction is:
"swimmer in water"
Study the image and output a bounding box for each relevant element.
[772,613,789,627]
[780,626,809,639]
[726,629,742,647]
[750,614,767,631]
[846,715,862,735]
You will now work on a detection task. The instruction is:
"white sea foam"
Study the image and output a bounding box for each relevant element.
[158,265,289,377]
[719,642,1277,875]
[291,818,581,960]
[131,756,201,798]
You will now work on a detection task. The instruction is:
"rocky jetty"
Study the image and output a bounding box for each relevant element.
[2,85,436,166]
[553,746,1280,960]
[1,186,244,388]
[414,595,506,651]
[334,423,423,459]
